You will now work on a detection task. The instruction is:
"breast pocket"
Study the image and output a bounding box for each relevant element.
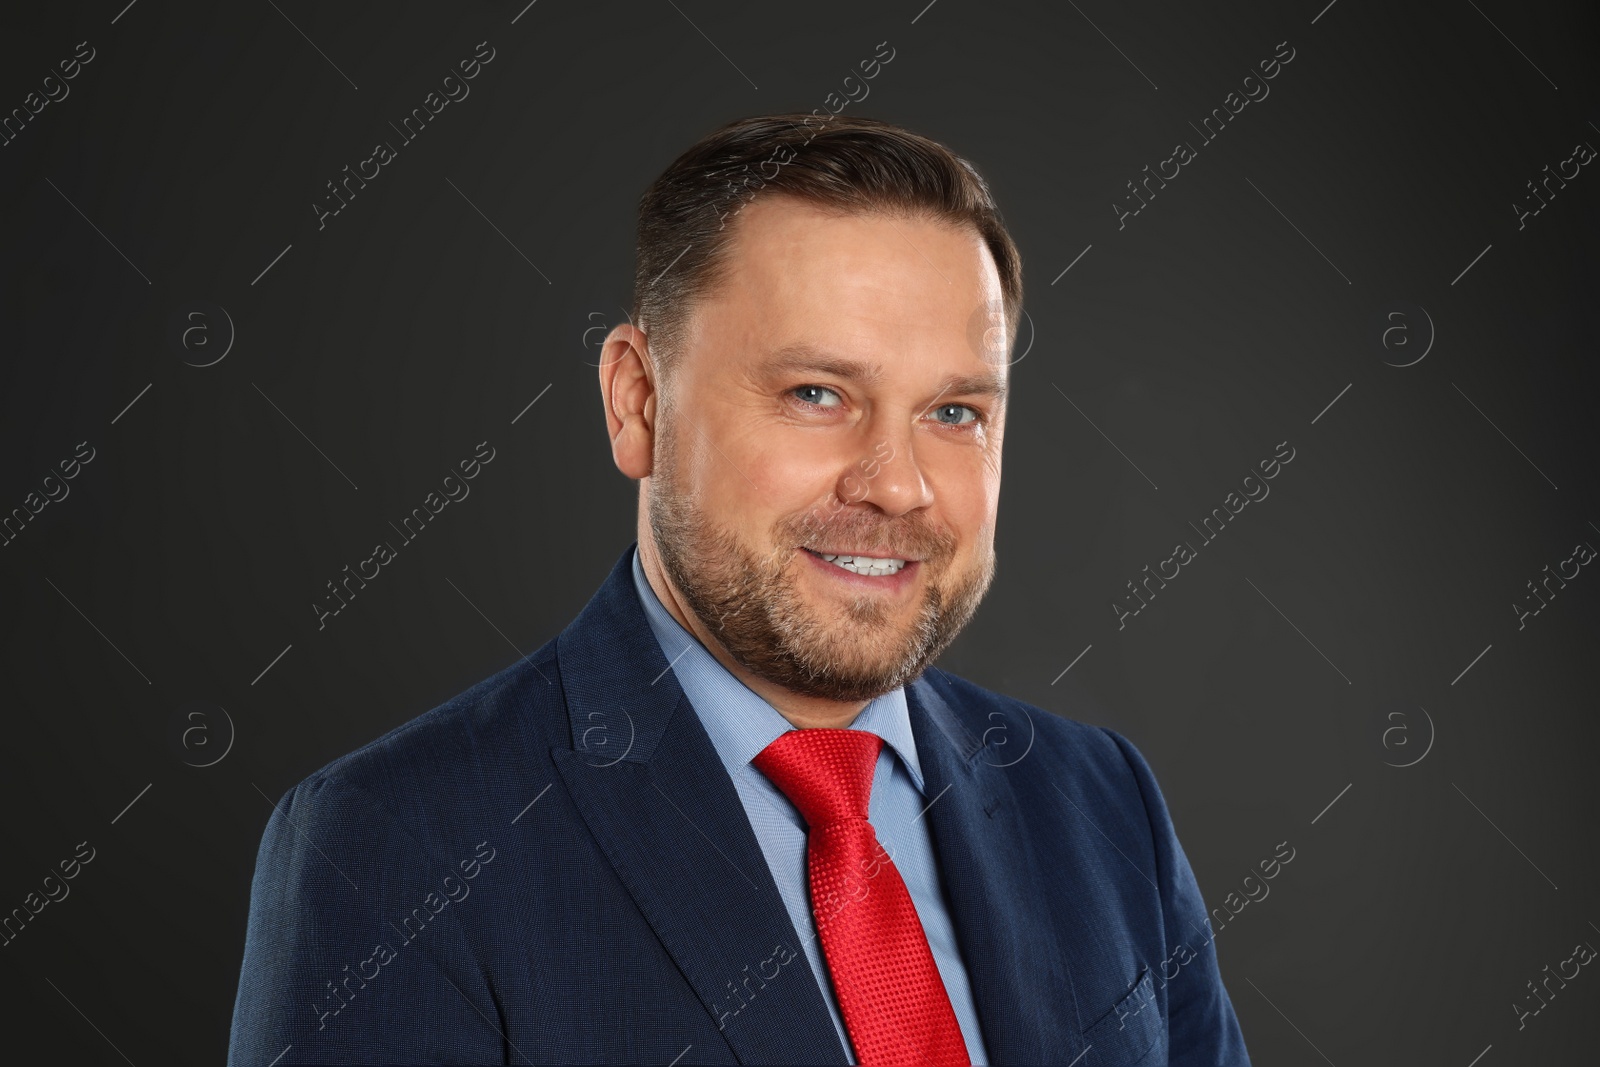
[1082,967,1166,1066]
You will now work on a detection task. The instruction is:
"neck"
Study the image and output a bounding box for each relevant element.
[635,536,870,730]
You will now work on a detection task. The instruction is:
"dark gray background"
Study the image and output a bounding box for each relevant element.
[2,0,1596,1063]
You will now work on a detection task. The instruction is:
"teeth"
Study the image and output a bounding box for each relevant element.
[816,552,907,577]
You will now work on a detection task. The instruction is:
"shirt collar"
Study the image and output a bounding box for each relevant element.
[629,544,925,794]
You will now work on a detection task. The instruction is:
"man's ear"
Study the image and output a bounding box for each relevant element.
[598,323,656,480]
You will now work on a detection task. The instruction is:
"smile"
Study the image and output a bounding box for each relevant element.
[801,547,911,577]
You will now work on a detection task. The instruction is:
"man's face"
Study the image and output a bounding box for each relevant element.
[646,194,1007,703]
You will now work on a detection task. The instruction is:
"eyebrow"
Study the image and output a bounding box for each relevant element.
[761,345,1009,404]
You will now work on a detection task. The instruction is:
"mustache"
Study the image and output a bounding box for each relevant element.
[786,511,953,562]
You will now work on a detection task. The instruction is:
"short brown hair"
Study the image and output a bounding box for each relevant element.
[631,113,1023,386]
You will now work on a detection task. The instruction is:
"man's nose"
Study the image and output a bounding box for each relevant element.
[835,425,933,518]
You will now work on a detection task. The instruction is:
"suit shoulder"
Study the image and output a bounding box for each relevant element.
[918,665,1133,781]
[918,666,1168,850]
[284,642,564,829]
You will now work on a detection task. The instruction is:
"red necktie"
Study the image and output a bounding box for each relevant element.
[753,728,971,1066]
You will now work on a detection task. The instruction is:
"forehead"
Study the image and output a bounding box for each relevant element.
[686,194,1007,380]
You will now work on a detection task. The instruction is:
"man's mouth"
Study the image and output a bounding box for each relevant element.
[801,547,911,577]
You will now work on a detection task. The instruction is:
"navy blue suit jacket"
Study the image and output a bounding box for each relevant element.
[229,543,1250,1065]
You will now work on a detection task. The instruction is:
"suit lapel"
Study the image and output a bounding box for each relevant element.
[548,545,1083,1063]
[907,672,1085,1063]
[549,546,847,1064]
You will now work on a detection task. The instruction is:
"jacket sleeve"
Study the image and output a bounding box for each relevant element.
[1104,727,1252,1067]
[227,773,506,1066]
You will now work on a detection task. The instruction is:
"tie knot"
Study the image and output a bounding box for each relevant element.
[752,728,883,829]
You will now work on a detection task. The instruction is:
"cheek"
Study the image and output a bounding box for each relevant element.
[979,454,1003,525]
[696,430,840,534]
[947,452,1002,530]
[981,437,1004,486]
[756,440,854,504]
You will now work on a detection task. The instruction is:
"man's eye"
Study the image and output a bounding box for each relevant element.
[930,403,982,427]
[791,385,843,408]
[789,388,983,428]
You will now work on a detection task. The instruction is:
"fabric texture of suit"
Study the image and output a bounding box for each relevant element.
[228,542,1252,1066]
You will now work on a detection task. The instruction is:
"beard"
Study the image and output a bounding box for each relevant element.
[646,424,996,704]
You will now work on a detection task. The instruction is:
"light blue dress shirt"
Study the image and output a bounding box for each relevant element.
[630,546,989,1064]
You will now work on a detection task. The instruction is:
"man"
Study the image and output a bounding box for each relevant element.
[229,114,1251,1066]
